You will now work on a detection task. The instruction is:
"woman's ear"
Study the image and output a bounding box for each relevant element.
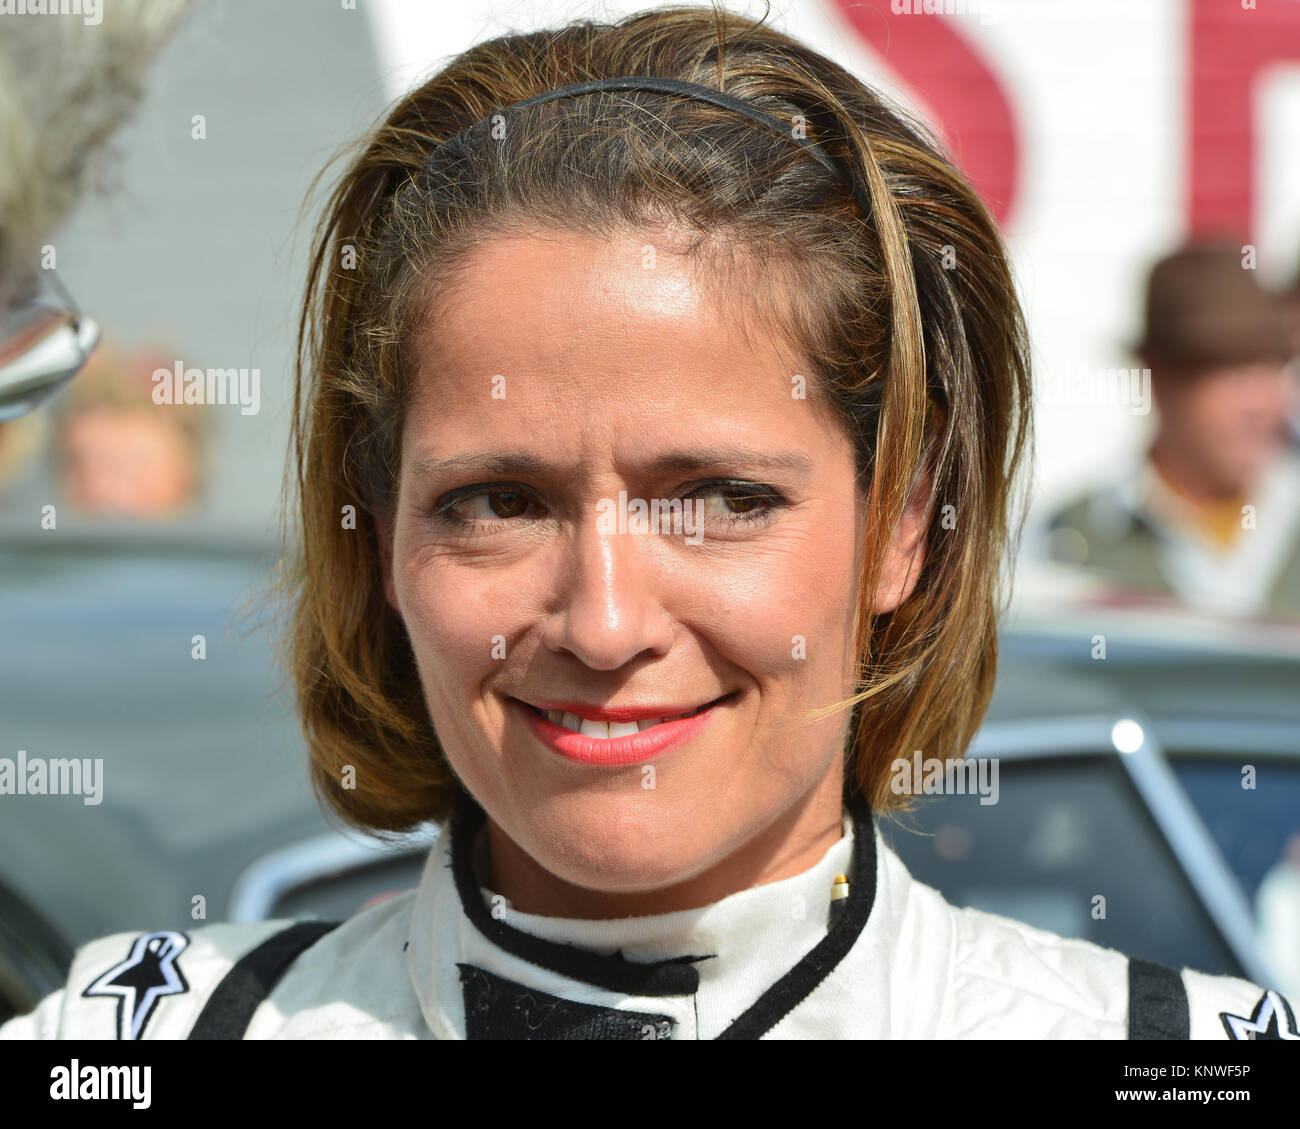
[871,466,933,615]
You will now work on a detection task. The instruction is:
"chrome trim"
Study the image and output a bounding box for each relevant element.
[227,828,436,923]
[966,714,1119,759]
[971,714,1299,762]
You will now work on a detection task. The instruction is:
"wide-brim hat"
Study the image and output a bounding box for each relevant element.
[1133,241,1295,368]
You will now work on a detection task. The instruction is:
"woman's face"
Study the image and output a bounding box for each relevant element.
[383,229,923,918]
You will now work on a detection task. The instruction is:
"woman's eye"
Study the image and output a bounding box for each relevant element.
[690,483,782,522]
[436,488,538,527]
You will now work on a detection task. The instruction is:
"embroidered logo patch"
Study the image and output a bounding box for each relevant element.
[82,931,190,1040]
[1220,989,1300,1040]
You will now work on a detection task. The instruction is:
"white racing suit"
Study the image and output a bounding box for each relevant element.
[3,790,1296,1040]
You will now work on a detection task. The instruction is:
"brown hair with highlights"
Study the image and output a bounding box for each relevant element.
[279,3,1033,835]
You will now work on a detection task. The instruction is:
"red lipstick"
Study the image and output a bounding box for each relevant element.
[509,695,730,766]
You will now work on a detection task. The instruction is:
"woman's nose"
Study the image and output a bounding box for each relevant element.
[539,515,675,671]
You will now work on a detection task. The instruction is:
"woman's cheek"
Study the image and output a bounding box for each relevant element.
[700,525,853,621]
[397,556,534,666]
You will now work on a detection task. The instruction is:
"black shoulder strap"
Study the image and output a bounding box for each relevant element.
[188,920,342,1040]
[1127,955,1190,1039]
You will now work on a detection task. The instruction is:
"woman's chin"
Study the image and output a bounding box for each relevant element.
[507,807,731,901]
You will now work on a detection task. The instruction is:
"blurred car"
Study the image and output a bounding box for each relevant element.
[1,542,1297,1023]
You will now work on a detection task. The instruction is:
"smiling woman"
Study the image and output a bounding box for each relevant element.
[4,2,1291,1043]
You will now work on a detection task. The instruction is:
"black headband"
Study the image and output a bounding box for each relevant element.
[428,75,872,221]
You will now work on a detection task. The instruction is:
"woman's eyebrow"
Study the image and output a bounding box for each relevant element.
[644,448,815,477]
[409,452,550,478]
[408,447,815,479]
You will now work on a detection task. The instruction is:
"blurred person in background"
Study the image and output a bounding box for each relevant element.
[55,343,206,517]
[1047,242,1300,619]
[0,0,187,442]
